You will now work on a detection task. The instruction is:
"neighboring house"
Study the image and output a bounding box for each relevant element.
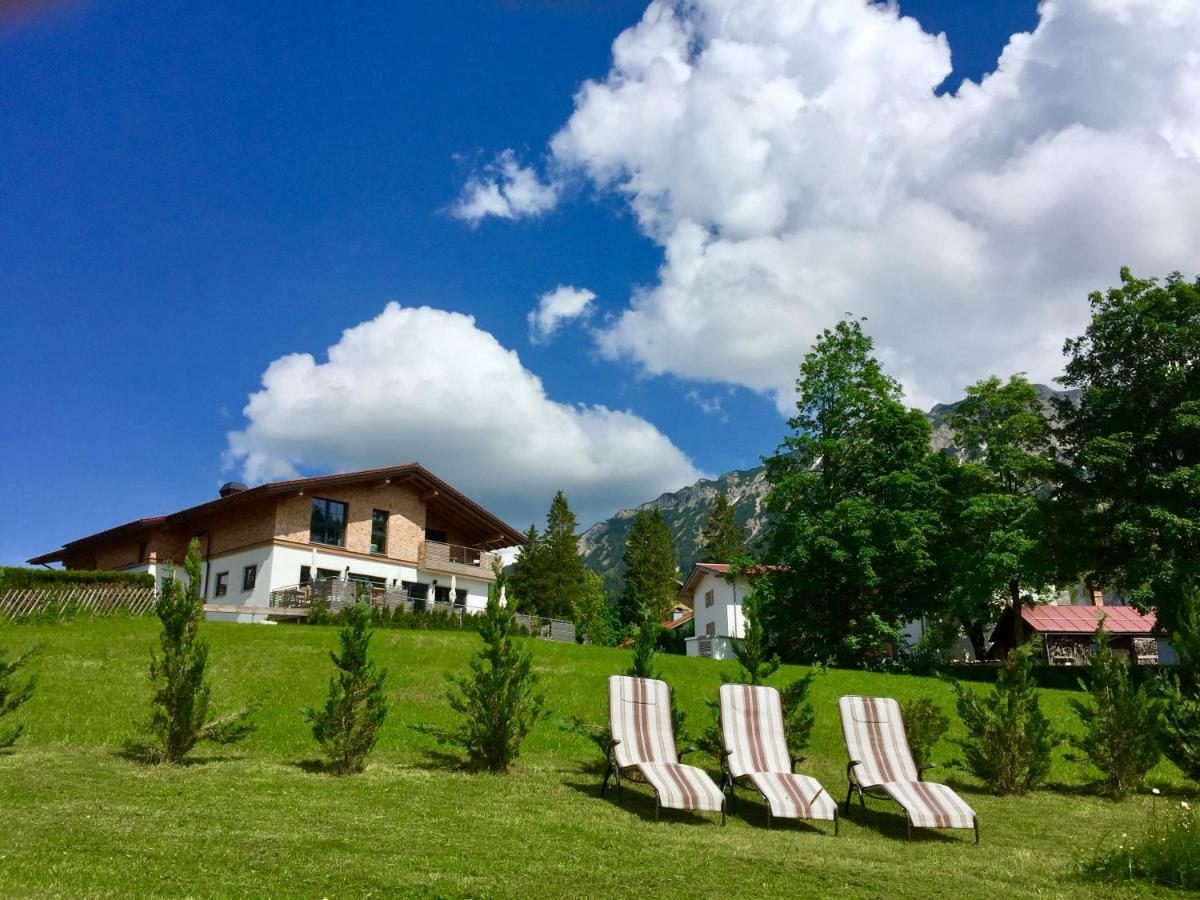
[678,563,750,660]
[989,603,1168,666]
[29,464,524,622]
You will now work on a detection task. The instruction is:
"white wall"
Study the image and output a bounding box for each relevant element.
[689,572,747,641]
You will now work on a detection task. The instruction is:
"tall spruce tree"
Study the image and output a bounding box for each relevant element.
[539,491,586,620]
[946,374,1060,649]
[303,602,388,775]
[506,524,543,614]
[619,507,677,625]
[698,493,746,563]
[1056,268,1200,636]
[762,318,950,664]
[137,538,254,762]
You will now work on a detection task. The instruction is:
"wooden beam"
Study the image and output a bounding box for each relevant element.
[420,489,440,502]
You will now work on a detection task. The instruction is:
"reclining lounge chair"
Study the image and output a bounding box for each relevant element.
[720,683,838,832]
[603,675,726,824]
[838,695,979,842]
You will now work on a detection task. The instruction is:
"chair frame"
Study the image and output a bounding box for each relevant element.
[721,750,839,834]
[844,746,980,843]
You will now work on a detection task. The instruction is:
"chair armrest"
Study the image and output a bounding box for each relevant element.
[918,762,937,781]
[678,745,699,760]
[789,754,807,772]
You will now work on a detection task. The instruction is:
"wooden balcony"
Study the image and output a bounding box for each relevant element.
[418,540,498,580]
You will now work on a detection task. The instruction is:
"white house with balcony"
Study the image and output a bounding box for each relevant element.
[29,464,525,623]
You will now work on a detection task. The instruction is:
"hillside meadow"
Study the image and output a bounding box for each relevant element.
[0,617,1188,898]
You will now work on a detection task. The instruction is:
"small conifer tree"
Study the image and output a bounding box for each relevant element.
[137,539,254,763]
[1069,627,1162,798]
[728,562,779,685]
[0,645,34,749]
[698,493,747,563]
[627,617,662,681]
[426,575,546,772]
[303,601,388,775]
[954,639,1060,794]
[1160,585,1200,784]
[902,698,949,771]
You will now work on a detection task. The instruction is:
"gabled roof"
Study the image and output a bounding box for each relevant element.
[661,609,694,631]
[29,463,525,565]
[678,562,783,599]
[1021,604,1157,635]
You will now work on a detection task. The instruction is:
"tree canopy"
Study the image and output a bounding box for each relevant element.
[619,507,677,626]
[697,493,747,563]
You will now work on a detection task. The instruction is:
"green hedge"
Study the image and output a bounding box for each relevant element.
[0,568,155,590]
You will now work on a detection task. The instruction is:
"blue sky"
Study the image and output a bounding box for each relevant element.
[8,0,1197,566]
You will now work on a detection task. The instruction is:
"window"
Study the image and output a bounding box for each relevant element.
[705,621,716,637]
[214,572,229,598]
[425,527,448,544]
[310,497,347,547]
[371,509,389,555]
[242,565,257,591]
[704,589,715,608]
[137,541,148,564]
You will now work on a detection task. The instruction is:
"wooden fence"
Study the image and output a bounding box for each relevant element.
[0,586,158,620]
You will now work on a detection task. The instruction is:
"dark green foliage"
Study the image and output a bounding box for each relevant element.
[0,568,154,590]
[303,602,388,775]
[0,645,34,749]
[619,507,677,626]
[135,539,254,763]
[1158,586,1200,785]
[1083,799,1200,891]
[954,640,1060,795]
[423,577,546,772]
[1068,628,1162,798]
[762,318,952,666]
[574,570,615,646]
[626,618,662,681]
[508,492,588,620]
[902,698,949,771]
[777,672,817,759]
[1056,268,1200,636]
[698,494,746,563]
[946,374,1059,649]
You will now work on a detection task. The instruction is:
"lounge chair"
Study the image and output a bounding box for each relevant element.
[838,695,979,842]
[602,675,726,824]
[719,683,839,832]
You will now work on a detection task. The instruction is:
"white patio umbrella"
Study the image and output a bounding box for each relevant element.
[450,574,457,605]
[499,583,507,608]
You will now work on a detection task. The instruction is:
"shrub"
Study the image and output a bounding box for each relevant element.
[418,578,545,773]
[0,644,35,749]
[303,602,388,775]
[902,698,949,771]
[132,539,254,763]
[953,640,1060,794]
[1160,588,1200,784]
[1069,628,1163,798]
[0,567,154,590]
[1082,794,1200,891]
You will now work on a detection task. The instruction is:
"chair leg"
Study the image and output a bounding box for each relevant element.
[906,816,913,842]
[844,784,854,815]
[616,769,623,805]
[833,810,840,837]
[720,798,727,827]
[974,816,980,845]
[766,804,772,830]
[601,763,611,798]
[655,797,660,823]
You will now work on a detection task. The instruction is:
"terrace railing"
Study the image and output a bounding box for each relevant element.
[418,540,499,580]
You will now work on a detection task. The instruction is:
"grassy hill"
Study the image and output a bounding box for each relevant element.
[0,617,1183,897]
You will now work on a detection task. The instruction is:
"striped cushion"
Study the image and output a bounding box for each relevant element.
[746,772,837,822]
[838,695,920,787]
[720,684,791,779]
[609,676,677,769]
[881,781,976,830]
[638,761,726,812]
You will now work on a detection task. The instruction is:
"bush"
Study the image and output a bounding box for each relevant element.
[902,698,949,771]
[1082,794,1200,891]
[303,602,388,775]
[1160,588,1200,784]
[417,578,546,773]
[0,568,154,590]
[953,640,1060,794]
[1069,628,1163,798]
[131,540,254,763]
[0,644,35,749]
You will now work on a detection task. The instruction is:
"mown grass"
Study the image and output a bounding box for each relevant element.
[0,617,1189,898]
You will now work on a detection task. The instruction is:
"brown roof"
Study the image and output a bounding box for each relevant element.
[678,562,784,599]
[29,463,525,564]
[1021,604,1157,635]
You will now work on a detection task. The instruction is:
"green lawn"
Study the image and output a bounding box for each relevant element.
[0,617,1187,898]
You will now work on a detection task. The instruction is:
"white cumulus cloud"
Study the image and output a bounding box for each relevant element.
[528,284,597,344]
[452,149,559,224]
[468,0,1200,409]
[225,303,701,527]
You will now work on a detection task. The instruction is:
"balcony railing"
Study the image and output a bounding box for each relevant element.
[418,540,498,579]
